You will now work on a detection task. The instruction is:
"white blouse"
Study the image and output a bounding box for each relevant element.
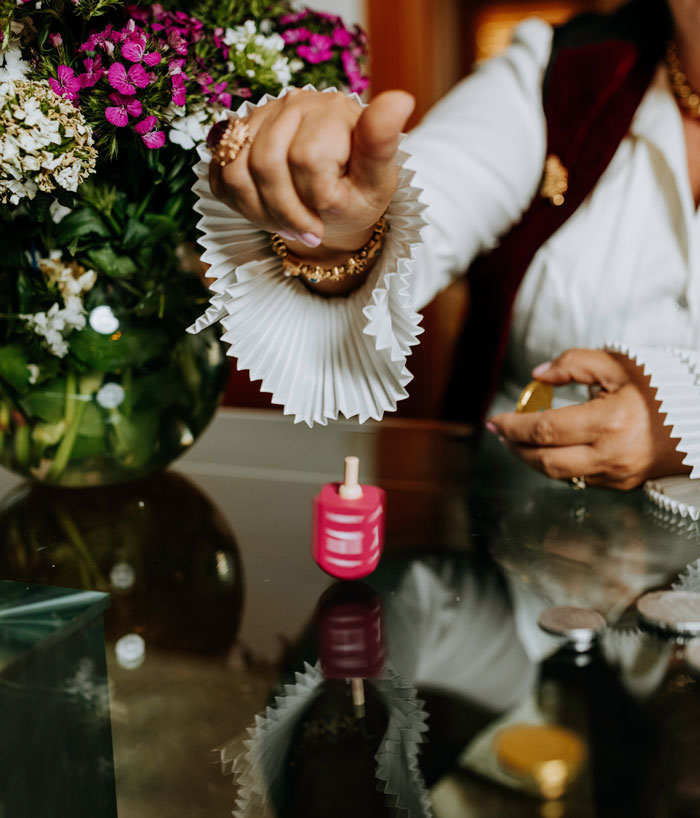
[190,19,700,488]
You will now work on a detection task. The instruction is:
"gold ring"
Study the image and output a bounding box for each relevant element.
[211,119,254,167]
[570,475,587,491]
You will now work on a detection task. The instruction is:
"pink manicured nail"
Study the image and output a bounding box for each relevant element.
[277,229,298,242]
[485,421,499,435]
[299,232,322,248]
[532,361,552,377]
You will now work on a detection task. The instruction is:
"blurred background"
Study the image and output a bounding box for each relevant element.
[222,0,626,418]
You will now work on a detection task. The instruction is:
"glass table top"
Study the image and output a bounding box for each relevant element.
[0,407,699,818]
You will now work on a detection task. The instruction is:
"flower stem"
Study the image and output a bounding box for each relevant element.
[47,392,87,484]
[13,423,30,469]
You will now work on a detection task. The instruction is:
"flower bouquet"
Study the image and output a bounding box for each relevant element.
[0,0,369,486]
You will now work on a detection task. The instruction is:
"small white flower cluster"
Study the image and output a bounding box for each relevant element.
[223,19,294,88]
[22,251,97,358]
[168,104,216,150]
[0,79,97,205]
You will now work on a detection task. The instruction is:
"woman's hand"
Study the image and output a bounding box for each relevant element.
[209,88,415,254]
[487,349,690,490]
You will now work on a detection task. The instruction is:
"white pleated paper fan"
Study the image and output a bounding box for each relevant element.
[219,662,432,818]
[645,476,700,522]
[188,85,428,426]
[606,343,700,481]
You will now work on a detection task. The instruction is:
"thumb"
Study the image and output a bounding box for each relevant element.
[350,90,415,190]
[532,348,630,391]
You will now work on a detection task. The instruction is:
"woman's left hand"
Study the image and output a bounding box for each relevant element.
[487,348,690,490]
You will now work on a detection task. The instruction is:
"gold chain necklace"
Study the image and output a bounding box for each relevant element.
[665,41,700,119]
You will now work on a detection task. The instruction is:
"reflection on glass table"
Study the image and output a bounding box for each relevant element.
[0,409,698,817]
[0,579,115,818]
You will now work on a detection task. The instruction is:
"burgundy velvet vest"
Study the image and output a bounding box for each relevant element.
[443,0,671,424]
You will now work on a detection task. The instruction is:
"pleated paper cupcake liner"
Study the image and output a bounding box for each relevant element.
[188,85,428,426]
[606,342,700,484]
[219,662,432,818]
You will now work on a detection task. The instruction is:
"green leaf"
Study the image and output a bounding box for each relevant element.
[0,344,31,393]
[68,326,170,372]
[54,207,110,247]
[108,409,159,469]
[121,218,151,252]
[16,272,34,314]
[86,246,138,278]
[19,379,67,423]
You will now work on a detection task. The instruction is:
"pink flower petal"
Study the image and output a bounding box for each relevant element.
[128,63,151,88]
[134,114,157,134]
[142,130,165,149]
[125,98,142,117]
[121,39,145,62]
[143,52,161,66]
[108,62,135,95]
[105,105,129,127]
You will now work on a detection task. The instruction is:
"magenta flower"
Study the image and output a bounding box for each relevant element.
[297,34,333,65]
[105,93,142,127]
[49,32,63,48]
[108,61,151,95]
[134,115,165,149]
[280,11,309,24]
[282,28,311,44]
[342,51,369,94]
[171,73,186,106]
[121,36,147,62]
[332,28,353,48]
[167,30,187,55]
[143,52,161,67]
[78,55,105,88]
[168,58,185,75]
[49,65,81,101]
[235,88,252,99]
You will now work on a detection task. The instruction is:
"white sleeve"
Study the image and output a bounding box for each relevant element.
[403,18,551,310]
[188,20,551,426]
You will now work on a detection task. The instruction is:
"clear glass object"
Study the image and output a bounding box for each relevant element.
[0,308,228,487]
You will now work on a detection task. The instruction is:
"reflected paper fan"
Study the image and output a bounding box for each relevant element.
[188,86,428,426]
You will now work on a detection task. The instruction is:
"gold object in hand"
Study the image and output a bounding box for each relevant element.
[515,380,554,414]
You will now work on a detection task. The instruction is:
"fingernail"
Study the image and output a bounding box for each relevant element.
[532,361,552,377]
[277,229,298,242]
[299,232,322,248]
[485,421,499,435]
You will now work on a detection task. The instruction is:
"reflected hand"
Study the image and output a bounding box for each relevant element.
[488,348,690,490]
[209,88,415,253]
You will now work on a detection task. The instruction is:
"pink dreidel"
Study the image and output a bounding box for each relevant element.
[312,456,386,579]
[316,583,386,718]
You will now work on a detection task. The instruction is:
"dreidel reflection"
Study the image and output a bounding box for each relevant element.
[312,456,386,580]
[316,582,386,718]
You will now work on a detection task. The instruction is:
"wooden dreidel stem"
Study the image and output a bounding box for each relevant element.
[339,456,363,500]
[350,677,366,719]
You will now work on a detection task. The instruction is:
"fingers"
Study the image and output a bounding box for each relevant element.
[532,348,630,391]
[288,99,359,217]
[247,102,325,241]
[350,90,415,191]
[489,400,608,447]
[506,441,599,480]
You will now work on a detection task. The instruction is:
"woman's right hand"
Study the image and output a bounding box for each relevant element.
[208,88,415,254]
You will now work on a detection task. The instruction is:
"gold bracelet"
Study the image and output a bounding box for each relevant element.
[270,217,389,283]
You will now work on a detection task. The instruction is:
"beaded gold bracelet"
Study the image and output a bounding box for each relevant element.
[270,217,389,283]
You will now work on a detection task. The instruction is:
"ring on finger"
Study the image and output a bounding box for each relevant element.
[208,118,255,167]
[570,475,587,491]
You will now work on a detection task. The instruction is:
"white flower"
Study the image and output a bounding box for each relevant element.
[49,201,72,223]
[96,382,125,409]
[0,43,29,82]
[0,80,96,204]
[260,19,273,33]
[289,59,304,73]
[168,109,211,150]
[272,56,292,87]
[27,364,40,385]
